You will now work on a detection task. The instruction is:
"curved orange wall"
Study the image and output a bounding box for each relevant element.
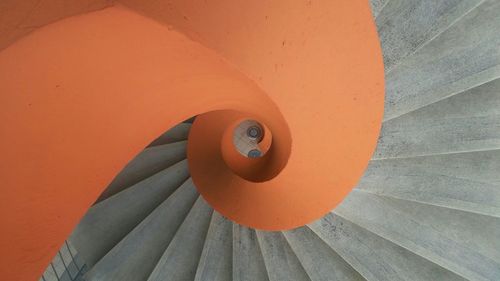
[0,7,284,280]
[182,0,384,230]
[0,0,113,51]
[0,2,383,280]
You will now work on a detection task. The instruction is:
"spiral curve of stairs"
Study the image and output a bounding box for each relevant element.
[1,0,500,281]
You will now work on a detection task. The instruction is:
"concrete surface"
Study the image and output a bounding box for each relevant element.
[148,123,191,147]
[84,179,198,281]
[375,78,500,159]
[376,0,484,72]
[383,0,500,121]
[232,224,269,281]
[335,190,500,281]
[256,231,310,281]
[69,159,189,267]
[194,212,232,281]
[147,197,213,281]
[97,141,187,201]
[283,226,364,281]
[308,213,466,281]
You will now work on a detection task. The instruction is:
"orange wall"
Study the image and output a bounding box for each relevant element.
[139,0,385,230]
[0,6,281,280]
[0,1,383,280]
[0,0,113,51]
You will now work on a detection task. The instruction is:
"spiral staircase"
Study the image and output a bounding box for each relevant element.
[1,0,499,280]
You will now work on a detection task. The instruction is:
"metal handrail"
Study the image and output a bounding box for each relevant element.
[40,240,86,281]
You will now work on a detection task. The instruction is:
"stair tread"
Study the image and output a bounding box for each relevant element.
[70,159,189,267]
[232,224,270,281]
[283,226,365,281]
[96,140,187,202]
[368,149,500,186]
[361,192,500,261]
[256,231,310,281]
[376,115,500,159]
[375,78,500,159]
[84,179,198,281]
[148,123,191,147]
[386,77,500,122]
[308,213,467,281]
[369,0,390,19]
[357,168,500,218]
[147,196,213,281]
[194,212,232,281]
[383,0,500,121]
[335,190,500,281]
[376,0,484,72]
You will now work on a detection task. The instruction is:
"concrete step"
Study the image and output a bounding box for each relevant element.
[369,0,390,19]
[361,193,500,262]
[232,224,269,281]
[148,123,191,147]
[383,0,500,121]
[308,213,466,281]
[356,169,500,218]
[376,114,500,159]
[69,160,189,267]
[383,78,500,122]
[376,0,484,72]
[283,226,364,281]
[256,231,310,281]
[335,190,500,281]
[367,149,500,187]
[194,212,232,281]
[147,197,213,281]
[374,78,500,159]
[97,140,187,201]
[84,179,198,281]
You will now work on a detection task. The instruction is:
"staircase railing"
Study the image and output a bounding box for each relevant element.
[40,241,86,281]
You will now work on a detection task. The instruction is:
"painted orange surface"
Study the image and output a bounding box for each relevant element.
[0,0,113,51]
[0,6,284,280]
[0,1,384,280]
[118,0,384,230]
[185,0,384,230]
